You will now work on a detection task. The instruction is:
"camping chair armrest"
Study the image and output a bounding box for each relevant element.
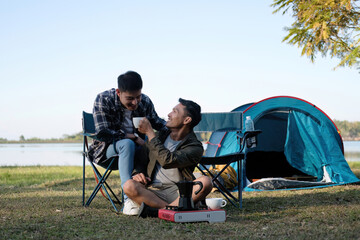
[236,130,262,139]
[82,132,97,138]
[82,130,121,142]
[236,130,262,152]
[200,153,245,165]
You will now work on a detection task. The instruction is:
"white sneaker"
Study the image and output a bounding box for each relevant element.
[122,199,140,215]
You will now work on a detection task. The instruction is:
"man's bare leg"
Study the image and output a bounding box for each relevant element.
[123,179,168,208]
[124,175,212,208]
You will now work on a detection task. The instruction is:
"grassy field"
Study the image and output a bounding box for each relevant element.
[1,163,360,240]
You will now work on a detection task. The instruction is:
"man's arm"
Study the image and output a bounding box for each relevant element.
[93,93,125,143]
[142,94,167,131]
[138,118,203,169]
[131,144,151,185]
[147,136,203,169]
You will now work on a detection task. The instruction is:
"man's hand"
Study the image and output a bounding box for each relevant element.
[132,173,151,185]
[134,137,145,146]
[126,133,145,146]
[138,118,156,141]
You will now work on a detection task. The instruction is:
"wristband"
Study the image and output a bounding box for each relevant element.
[134,133,139,141]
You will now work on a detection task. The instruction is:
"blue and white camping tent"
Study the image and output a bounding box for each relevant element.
[213,96,359,191]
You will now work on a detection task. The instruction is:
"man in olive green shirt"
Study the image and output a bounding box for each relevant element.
[123,98,212,214]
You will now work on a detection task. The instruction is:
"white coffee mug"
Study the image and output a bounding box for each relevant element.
[205,198,227,210]
[133,117,143,128]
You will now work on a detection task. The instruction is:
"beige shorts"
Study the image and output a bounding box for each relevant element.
[147,184,179,204]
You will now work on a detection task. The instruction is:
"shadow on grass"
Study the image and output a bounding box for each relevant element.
[3,176,359,211]
[1,175,121,193]
[222,184,360,221]
[2,176,359,218]
[1,177,360,240]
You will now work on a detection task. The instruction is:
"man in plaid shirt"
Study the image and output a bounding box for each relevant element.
[88,71,166,215]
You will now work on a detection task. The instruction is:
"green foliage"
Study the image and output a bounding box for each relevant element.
[62,132,83,142]
[334,119,360,140]
[0,132,83,143]
[272,0,360,69]
[19,135,25,141]
[1,120,359,144]
[348,161,360,169]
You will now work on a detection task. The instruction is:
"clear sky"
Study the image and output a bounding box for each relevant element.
[1,1,359,140]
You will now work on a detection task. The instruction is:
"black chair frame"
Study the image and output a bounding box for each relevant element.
[82,111,123,212]
[196,130,261,209]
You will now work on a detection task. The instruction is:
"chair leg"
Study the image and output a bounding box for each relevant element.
[84,159,122,212]
[82,139,86,207]
[212,179,238,207]
[94,168,122,205]
[197,163,241,208]
[238,159,242,209]
[86,168,120,212]
[102,179,122,205]
[85,168,111,206]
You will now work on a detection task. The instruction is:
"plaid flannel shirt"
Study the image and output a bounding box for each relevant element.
[88,88,167,163]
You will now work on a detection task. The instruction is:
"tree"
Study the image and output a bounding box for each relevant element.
[272,0,360,70]
[334,119,360,140]
[19,135,25,141]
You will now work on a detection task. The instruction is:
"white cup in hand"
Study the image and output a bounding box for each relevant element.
[133,117,143,128]
[205,198,227,210]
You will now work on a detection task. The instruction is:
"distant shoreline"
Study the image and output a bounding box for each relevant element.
[0,139,359,144]
[0,140,82,144]
[342,138,360,141]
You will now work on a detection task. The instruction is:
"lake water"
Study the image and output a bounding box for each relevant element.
[0,141,359,166]
[0,143,84,166]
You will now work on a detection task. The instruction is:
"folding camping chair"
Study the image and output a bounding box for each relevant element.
[194,112,261,209]
[82,111,123,212]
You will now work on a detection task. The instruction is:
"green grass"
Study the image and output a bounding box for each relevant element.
[1,164,360,240]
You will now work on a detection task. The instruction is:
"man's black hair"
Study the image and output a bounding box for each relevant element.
[179,98,201,128]
[117,71,143,92]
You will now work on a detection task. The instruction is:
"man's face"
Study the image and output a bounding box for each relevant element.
[116,89,142,111]
[166,103,191,128]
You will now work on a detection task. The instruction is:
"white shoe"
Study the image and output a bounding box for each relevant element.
[122,199,140,215]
